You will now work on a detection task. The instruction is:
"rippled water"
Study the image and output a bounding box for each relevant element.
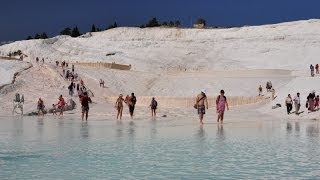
[0,116,319,179]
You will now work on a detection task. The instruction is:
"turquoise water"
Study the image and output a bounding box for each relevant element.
[0,116,319,179]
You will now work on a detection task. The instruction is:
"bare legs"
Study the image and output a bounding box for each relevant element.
[217,112,224,123]
[117,107,123,120]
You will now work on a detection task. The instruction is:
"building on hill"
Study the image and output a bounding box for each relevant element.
[193,23,205,29]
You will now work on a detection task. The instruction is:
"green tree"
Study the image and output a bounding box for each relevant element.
[40,32,48,39]
[34,33,41,39]
[60,27,72,36]
[71,26,81,37]
[146,17,159,27]
[169,21,174,27]
[196,18,206,26]
[139,24,145,28]
[26,36,33,40]
[175,20,181,27]
[91,24,97,32]
[113,22,118,28]
[162,21,168,26]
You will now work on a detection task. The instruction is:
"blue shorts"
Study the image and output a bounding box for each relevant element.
[198,105,205,114]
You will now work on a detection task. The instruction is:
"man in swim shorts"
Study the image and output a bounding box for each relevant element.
[195,90,208,124]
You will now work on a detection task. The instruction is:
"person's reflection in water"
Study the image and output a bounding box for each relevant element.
[150,120,157,139]
[306,123,319,137]
[295,122,300,132]
[116,120,123,138]
[128,121,135,137]
[80,121,89,138]
[197,125,206,141]
[216,124,225,141]
[37,117,44,136]
[286,122,292,134]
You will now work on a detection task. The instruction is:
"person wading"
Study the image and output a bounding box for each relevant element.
[80,92,92,121]
[195,90,208,125]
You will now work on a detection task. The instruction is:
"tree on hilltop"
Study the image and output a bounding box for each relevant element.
[26,36,33,40]
[34,33,41,39]
[40,32,48,39]
[175,20,181,27]
[169,21,174,27]
[60,27,72,36]
[71,26,81,37]
[146,17,160,27]
[196,18,206,26]
[91,24,97,32]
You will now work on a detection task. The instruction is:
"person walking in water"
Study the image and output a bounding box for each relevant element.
[307,91,316,112]
[316,64,319,74]
[310,64,315,77]
[57,95,66,116]
[128,93,137,119]
[285,94,293,114]
[80,92,92,121]
[150,97,158,119]
[115,94,125,120]
[258,85,263,96]
[216,90,229,123]
[195,90,208,124]
[37,98,45,116]
[293,93,301,115]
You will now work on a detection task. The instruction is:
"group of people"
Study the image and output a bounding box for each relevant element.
[259,83,276,100]
[35,57,45,64]
[115,93,138,120]
[285,91,320,115]
[194,90,229,124]
[309,64,320,77]
[37,95,66,117]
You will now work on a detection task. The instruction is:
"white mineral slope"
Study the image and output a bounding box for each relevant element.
[0,20,320,119]
[1,19,320,72]
[0,59,31,87]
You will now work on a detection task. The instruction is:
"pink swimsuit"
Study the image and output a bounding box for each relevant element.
[217,95,226,113]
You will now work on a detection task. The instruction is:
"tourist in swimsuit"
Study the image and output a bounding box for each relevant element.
[195,90,208,124]
[285,94,293,114]
[216,90,229,123]
[57,95,66,116]
[115,94,125,120]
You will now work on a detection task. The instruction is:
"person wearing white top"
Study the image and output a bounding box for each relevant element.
[293,93,301,115]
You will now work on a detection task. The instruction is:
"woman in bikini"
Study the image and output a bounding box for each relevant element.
[216,90,229,123]
[115,94,125,120]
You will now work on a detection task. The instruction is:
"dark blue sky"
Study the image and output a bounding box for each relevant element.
[1,0,320,41]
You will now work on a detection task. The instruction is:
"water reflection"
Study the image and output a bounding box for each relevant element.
[295,122,300,132]
[116,121,123,138]
[216,124,225,140]
[196,125,206,141]
[306,123,319,137]
[128,121,135,137]
[286,122,292,134]
[80,121,89,138]
[150,120,157,139]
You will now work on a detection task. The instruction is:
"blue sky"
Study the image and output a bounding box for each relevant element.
[1,0,320,41]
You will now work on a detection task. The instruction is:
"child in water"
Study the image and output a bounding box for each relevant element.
[52,104,57,115]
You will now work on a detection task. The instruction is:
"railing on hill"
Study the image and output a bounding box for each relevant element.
[76,62,131,70]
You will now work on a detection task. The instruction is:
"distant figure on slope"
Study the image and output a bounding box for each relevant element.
[150,97,158,119]
[316,64,319,74]
[310,64,315,77]
[271,88,276,100]
[52,104,57,115]
[80,92,92,121]
[285,94,293,114]
[128,93,137,119]
[307,91,316,112]
[99,79,105,88]
[258,85,263,96]
[195,90,208,124]
[293,93,301,115]
[57,95,66,116]
[68,82,74,96]
[72,64,75,73]
[115,94,125,120]
[216,90,229,123]
[36,57,39,63]
[37,98,45,116]
[42,58,44,64]
[315,95,320,110]
[266,81,272,92]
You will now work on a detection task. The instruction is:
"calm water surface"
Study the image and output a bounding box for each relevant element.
[0,116,319,179]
